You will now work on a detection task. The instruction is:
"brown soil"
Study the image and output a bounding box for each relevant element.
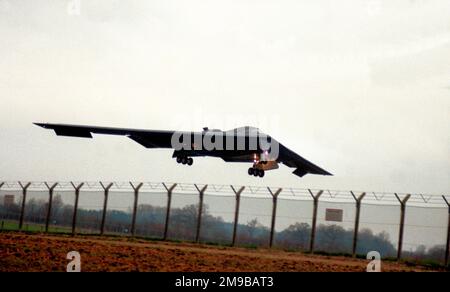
[0,231,440,272]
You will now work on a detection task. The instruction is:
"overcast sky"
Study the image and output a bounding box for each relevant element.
[0,0,449,195]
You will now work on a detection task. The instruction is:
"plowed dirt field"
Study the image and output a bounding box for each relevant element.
[0,232,440,272]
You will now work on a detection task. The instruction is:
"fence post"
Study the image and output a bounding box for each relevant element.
[308,189,323,253]
[443,196,450,267]
[231,186,245,247]
[162,183,177,240]
[0,183,3,229]
[0,182,3,215]
[194,184,208,243]
[99,182,113,236]
[268,187,282,248]
[394,193,411,261]
[130,182,143,237]
[350,191,366,257]
[18,182,31,230]
[44,182,58,233]
[70,182,84,236]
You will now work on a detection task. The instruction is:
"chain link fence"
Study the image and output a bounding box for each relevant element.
[0,181,448,266]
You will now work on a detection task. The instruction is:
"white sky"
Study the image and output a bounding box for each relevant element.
[0,0,449,195]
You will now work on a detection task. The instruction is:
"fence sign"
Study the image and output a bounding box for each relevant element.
[325,208,343,222]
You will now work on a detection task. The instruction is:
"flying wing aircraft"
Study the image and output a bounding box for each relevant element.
[34,123,332,178]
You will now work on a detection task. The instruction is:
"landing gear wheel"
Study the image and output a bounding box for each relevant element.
[181,157,188,165]
[176,156,182,163]
[248,168,254,175]
[258,170,265,177]
[187,157,193,166]
[253,169,259,177]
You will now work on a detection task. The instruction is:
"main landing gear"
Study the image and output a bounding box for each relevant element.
[248,167,265,178]
[176,156,193,166]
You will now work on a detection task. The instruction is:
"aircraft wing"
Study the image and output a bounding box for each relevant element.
[34,123,179,148]
[277,143,333,177]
